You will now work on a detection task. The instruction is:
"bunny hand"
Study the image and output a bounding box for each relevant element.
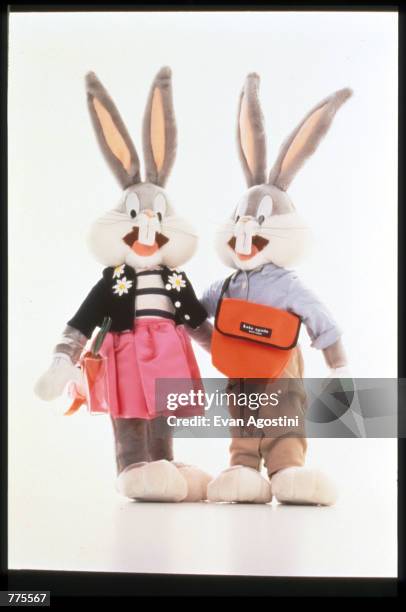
[187,320,213,353]
[324,366,355,410]
[328,366,352,379]
[34,353,85,401]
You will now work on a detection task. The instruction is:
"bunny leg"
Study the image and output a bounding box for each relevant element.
[262,414,337,506]
[260,353,337,505]
[173,463,213,502]
[116,460,187,502]
[207,465,272,503]
[148,418,212,502]
[147,416,174,462]
[208,381,271,503]
[270,466,338,506]
[207,420,272,503]
[111,417,150,473]
[259,372,308,484]
[207,424,272,503]
[112,417,187,502]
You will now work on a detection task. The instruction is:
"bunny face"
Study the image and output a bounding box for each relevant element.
[216,184,312,271]
[216,73,352,272]
[88,183,197,270]
[85,67,197,272]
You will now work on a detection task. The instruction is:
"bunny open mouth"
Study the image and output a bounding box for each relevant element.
[123,226,169,257]
[228,235,269,260]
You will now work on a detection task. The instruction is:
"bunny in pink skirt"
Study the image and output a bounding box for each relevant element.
[35,67,212,503]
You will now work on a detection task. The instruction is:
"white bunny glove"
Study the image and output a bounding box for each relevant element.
[328,366,352,379]
[34,353,85,401]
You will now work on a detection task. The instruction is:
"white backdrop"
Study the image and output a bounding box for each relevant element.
[8,11,398,576]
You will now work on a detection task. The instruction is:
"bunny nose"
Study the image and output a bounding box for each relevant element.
[143,209,155,218]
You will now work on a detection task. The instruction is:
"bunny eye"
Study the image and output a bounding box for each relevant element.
[153,193,166,219]
[125,192,141,219]
[257,195,273,224]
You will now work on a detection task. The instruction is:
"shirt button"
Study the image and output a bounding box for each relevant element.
[242,282,247,289]
[175,301,181,308]
[165,284,172,290]
[184,314,190,321]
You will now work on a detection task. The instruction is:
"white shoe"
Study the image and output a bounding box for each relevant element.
[207,466,272,503]
[271,467,338,506]
[116,460,187,502]
[173,463,213,502]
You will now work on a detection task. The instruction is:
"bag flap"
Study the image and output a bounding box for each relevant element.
[215,298,301,349]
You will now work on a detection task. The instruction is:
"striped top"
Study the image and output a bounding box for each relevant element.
[135,268,175,320]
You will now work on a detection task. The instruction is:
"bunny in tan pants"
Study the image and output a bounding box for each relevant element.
[199,73,353,505]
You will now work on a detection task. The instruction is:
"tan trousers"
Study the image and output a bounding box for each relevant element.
[228,347,307,476]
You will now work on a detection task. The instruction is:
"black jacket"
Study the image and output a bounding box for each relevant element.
[68,265,207,338]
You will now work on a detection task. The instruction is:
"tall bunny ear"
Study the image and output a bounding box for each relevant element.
[142,66,177,187]
[86,72,141,188]
[237,73,267,187]
[268,88,353,191]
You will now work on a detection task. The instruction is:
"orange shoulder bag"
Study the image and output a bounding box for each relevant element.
[211,275,302,379]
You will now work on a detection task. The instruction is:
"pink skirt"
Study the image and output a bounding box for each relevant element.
[100,318,203,419]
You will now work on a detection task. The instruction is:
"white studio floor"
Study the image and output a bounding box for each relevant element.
[8,408,397,578]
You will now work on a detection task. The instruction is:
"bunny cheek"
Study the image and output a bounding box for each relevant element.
[88,215,132,267]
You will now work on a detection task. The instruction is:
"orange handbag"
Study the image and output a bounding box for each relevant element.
[211,276,302,379]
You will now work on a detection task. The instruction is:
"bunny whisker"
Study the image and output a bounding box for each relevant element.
[214,228,310,235]
[161,228,199,237]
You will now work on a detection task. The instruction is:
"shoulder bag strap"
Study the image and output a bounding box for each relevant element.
[214,273,235,325]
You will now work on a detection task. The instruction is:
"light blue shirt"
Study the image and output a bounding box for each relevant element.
[201,263,341,350]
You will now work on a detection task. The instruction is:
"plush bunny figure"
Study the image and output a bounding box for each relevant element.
[35,67,212,502]
[202,74,352,505]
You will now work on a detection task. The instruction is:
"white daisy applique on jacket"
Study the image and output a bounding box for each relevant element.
[166,272,186,292]
[113,276,133,296]
[113,264,125,278]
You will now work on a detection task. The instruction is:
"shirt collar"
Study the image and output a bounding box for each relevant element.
[232,262,280,279]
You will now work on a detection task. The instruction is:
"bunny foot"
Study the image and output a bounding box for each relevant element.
[116,459,187,502]
[271,467,338,506]
[173,463,213,502]
[207,466,272,503]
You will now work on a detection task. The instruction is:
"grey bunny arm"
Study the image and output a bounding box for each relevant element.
[53,325,88,364]
[52,277,109,363]
[322,338,348,369]
[186,319,213,353]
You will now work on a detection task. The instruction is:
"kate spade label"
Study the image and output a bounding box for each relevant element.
[240,322,272,338]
